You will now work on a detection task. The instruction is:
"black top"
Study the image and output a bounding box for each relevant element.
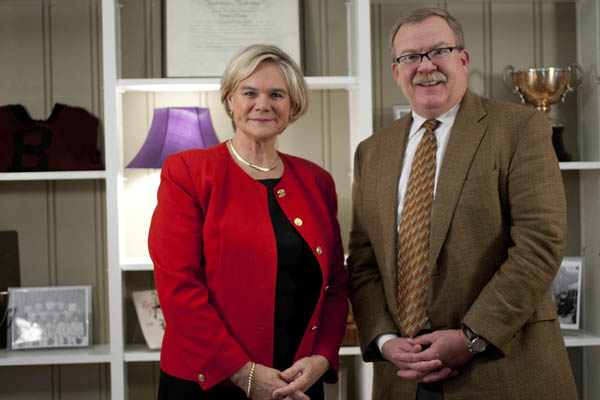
[259,178,322,371]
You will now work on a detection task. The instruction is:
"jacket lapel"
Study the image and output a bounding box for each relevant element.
[429,91,488,267]
[375,116,411,294]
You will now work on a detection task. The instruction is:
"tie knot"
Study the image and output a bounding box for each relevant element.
[423,119,440,132]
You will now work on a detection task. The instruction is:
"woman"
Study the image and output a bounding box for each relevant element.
[149,44,349,400]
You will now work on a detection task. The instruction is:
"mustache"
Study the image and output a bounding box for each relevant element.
[412,71,447,85]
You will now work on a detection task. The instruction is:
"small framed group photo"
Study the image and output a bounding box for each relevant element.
[550,257,582,330]
[6,285,92,350]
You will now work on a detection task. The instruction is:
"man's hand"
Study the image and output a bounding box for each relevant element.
[382,337,446,382]
[272,355,330,399]
[391,329,474,382]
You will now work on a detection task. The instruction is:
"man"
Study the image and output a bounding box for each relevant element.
[347,7,578,400]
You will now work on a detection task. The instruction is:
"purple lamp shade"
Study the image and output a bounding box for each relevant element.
[126,107,220,168]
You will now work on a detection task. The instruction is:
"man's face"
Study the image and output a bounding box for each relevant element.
[391,16,470,118]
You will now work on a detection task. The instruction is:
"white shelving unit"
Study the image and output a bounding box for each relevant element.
[101,0,373,399]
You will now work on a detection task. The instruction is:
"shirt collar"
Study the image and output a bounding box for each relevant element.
[408,100,462,140]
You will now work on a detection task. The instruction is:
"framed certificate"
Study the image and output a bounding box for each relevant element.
[165,0,301,77]
[6,285,92,350]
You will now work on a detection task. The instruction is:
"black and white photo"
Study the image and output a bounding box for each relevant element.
[550,257,582,330]
[6,285,91,350]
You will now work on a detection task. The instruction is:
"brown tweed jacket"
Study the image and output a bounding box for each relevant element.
[347,90,578,399]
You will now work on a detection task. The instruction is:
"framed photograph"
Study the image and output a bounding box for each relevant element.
[550,257,582,330]
[165,0,301,77]
[393,105,411,120]
[132,290,165,350]
[0,230,20,349]
[6,285,91,350]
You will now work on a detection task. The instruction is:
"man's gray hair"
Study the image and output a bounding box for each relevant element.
[389,8,465,58]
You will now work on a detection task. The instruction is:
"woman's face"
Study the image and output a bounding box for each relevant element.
[227,62,293,141]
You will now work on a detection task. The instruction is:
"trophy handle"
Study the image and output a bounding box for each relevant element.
[568,63,584,89]
[561,63,584,103]
[502,65,518,92]
[502,65,525,103]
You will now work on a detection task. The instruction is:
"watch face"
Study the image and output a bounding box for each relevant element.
[472,338,488,353]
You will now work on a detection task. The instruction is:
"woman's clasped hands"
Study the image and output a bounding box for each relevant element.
[232,355,330,400]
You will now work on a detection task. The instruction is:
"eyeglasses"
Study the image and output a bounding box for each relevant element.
[394,46,463,65]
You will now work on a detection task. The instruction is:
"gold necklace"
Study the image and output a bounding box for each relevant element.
[227,139,280,172]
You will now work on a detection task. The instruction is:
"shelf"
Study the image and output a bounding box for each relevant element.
[563,331,600,347]
[0,344,111,366]
[559,161,600,170]
[117,76,359,93]
[118,78,220,92]
[121,257,153,271]
[124,344,160,362]
[0,170,106,181]
[124,344,362,363]
[339,346,361,356]
[305,76,359,90]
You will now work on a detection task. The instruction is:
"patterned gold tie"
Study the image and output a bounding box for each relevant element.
[397,118,440,337]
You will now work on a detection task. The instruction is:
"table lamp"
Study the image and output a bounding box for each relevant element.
[126,107,219,168]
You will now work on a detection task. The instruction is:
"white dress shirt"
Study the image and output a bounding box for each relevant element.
[377,100,461,352]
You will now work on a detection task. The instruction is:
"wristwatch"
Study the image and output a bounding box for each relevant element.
[462,325,488,353]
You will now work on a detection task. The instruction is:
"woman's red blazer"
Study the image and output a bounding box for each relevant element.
[149,142,349,390]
